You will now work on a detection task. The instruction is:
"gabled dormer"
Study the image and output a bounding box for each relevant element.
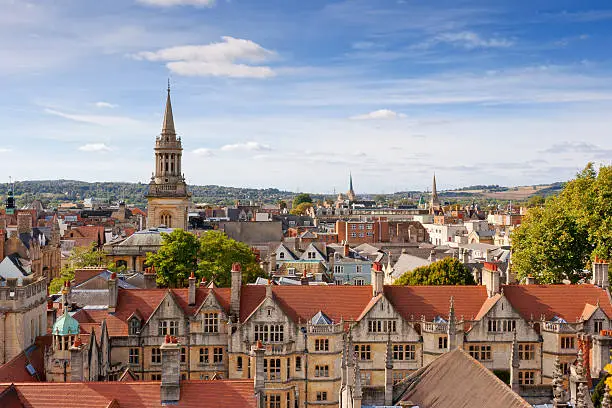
[127,309,143,336]
[275,243,298,264]
[353,294,419,342]
[193,289,228,335]
[299,243,326,262]
[141,290,187,338]
[580,302,610,334]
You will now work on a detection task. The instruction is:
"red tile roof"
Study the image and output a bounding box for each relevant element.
[384,285,488,321]
[503,284,612,322]
[73,268,108,286]
[0,336,50,383]
[0,380,256,408]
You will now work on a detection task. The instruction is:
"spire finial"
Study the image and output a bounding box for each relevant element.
[167,78,171,93]
[161,81,176,136]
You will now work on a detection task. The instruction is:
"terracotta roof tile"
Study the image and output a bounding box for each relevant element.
[0,336,50,383]
[1,380,256,408]
[502,284,612,322]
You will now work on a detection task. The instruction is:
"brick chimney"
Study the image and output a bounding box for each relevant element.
[592,257,609,288]
[144,266,157,289]
[343,241,350,257]
[482,262,500,297]
[188,271,196,306]
[108,272,118,311]
[371,262,384,297]
[70,336,85,381]
[160,335,181,404]
[230,263,242,320]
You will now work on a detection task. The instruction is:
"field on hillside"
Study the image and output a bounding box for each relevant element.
[445,183,562,201]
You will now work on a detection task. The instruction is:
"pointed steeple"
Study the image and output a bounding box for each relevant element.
[347,172,356,201]
[162,80,176,137]
[430,172,440,214]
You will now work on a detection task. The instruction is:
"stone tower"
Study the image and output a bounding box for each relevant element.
[146,84,191,230]
[429,173,441,214]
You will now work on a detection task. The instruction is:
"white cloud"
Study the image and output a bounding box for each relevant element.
[0,148,12,153]
[424,31,514,49]
[350,109,407,120]
[220,141,272,152]
[44,108,139,126]
[136,0,215,7]
[135,36,276,78]
[95,101,118,109]
[192,148,214,156]
[78,143,112,152]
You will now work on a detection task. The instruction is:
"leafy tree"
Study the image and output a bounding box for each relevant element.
[292,193,312,208]
[512,163,612,284]
[526,195,545,207]
[49,243,107,293]
[592,372,610,408]
[278,200,287,210]
[394,257,476,286]
[146,229,199,288]
[196,231,266,287]
[290,202,312,215]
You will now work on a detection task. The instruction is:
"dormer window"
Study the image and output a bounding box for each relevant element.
[279,252,285,259]
[129,318,140,336]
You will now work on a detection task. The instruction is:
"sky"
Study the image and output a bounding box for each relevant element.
[1,0,612,194]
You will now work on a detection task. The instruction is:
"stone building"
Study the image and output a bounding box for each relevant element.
[146,85,191,230]
[44,259,612,407]
[0,275,47,365]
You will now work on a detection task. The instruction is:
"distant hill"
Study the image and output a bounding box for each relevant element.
[0,180,565,209]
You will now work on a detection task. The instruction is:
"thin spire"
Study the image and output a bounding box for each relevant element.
[161,81,176,136]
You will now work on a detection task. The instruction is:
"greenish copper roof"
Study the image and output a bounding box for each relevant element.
[52,313,80,336]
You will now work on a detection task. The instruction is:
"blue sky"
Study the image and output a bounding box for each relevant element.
[1,0,612,194]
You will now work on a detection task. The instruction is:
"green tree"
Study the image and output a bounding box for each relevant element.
[290,202,312,215]
[146,229,199,288]
[292,193,312,208]
[394,257,476,286]
[512,163,612,284]
[526,195,545,207]
[49,243,107,293]
[197,231,266,287]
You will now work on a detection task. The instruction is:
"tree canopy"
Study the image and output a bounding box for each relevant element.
[49,243,107,293]
[292,193,313,208]
[147,229,267,288]
[290,202,313,215]
[393,257,476,286]
[512,163,612,284]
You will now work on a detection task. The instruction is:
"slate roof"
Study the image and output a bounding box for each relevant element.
[0,380,257,408]
[397,348,531,408]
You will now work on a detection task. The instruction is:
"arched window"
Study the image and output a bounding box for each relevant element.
[160,212,172,228]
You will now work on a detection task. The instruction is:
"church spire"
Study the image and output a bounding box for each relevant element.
[429,172,440,214]
[161,80,176,137]
[347,172,356,201]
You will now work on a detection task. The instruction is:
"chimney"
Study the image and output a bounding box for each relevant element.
[269,252,277,274]
[0,229,5,263]
[525,275,536,285]
[371,262,384,297]
[230,263,242,320]
[251,341,266,408]
[188,271,196,306]
[300,270,309,285]
[266,280,273,298]
[144,267,157,289]
[482,262,500,297]
[199,277,207,287]
[160,335,181,404]
[70,336,85,382]
[343,241,350,257]
[108,272,118,311]
[592,257,609,288]
[17,212,33,235]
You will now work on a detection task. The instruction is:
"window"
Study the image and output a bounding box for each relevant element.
[368,319,397,333]
[358,233,364,238]
[237,356,243,370]
[151,374,161,381]
[158,321,167,336]
[129,319,140,335]
[307,251,316,259]
[169,320,179,335]
[366,224,373,230]
[129,348,139,365]
[315,365,329,377]
[595,319,605,333]
[487,319,516,332]
[560,362,570,375]
[334,265,344,274]
[351,232,357,238]
[519,370,535,385]
[203,313,219,333]
[351,224,357,230]
[255,324,284,343]
[438,336,448,350]
[359,224,364,230]
[561,336,575,349]
[356,265,362,273]
[518,344,535,361]
[279,252,285,259]
[360,371,372,385]
[468,344,492,361]
[355,344,371,360]
[213,347,223,363]
[180,347,186,363]
[265,358,281,381]
[393,344,416,361]
[315,339,329,351]
[267,394,281,408]
[392,371,409,385]
[296,356,302,371]
[288,268,296,276]
[335,278,343,286]
[354,278,365,286]
[199,348,209,364]
[151,347,161,364]
[316,392,327,401]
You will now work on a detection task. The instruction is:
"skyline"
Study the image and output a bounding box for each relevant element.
[2,0,612,193]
